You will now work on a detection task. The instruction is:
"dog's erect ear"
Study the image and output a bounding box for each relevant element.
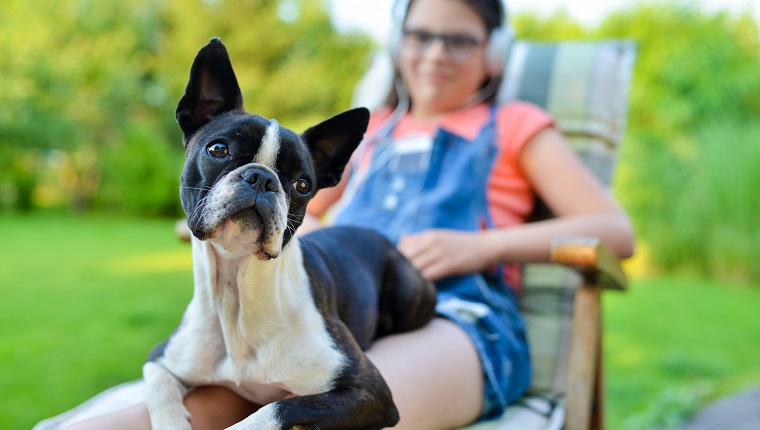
[176,37,243,144]
[301,108,370,190]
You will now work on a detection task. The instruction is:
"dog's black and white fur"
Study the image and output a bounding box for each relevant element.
[143,38,437,430]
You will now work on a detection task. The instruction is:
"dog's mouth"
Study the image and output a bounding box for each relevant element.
[236,206,281,259]
[204,204,285,260]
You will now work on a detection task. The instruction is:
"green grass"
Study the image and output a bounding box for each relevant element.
[604,276,760,429]
[0,213,193,428]
[1,214,759,429]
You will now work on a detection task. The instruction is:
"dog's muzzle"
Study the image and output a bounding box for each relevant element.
[196,164,289,258]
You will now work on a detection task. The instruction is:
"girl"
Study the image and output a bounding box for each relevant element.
[301,0,634,427]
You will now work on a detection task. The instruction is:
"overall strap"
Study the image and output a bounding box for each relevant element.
[472,105,500,230]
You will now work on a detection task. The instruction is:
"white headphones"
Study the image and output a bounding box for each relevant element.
[388,0,514,77]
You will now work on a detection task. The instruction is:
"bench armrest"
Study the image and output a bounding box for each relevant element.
[551,236,627,291]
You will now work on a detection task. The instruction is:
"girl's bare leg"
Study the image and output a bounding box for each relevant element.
[366,317,484,430]
[63,385,259,430]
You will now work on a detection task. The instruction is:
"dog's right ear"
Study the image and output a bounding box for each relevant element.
[176,37,243,145]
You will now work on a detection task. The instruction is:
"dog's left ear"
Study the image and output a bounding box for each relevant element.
[176,37,244,145]
[301,107,370,190]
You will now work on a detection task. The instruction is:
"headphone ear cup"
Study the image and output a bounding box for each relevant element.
[485,23,514,77]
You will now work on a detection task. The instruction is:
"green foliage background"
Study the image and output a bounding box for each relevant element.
[0,0,373,215]
[0,2,759,272]
[513,3,760,282]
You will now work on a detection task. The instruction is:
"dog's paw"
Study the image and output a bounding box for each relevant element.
[225,403,282,430]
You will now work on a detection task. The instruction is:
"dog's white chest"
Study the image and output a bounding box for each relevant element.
[215,327,346,402]
[160,240,346,402]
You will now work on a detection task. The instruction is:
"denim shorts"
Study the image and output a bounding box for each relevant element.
[435,280,532,421]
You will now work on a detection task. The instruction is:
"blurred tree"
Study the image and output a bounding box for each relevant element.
[515,3,760,281]
[0,0,372,214]
[513,9,589,40]
[0,0,167,211]
[597,3,760,135]
[597,4,760,281]
[152,0,374,131]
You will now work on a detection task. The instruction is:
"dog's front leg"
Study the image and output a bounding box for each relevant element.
[226,340,397,430]
[143,361,193,430]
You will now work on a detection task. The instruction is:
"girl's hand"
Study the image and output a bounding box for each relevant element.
[397,229,493,281]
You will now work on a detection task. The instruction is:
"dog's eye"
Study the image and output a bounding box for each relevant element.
[206,142,229,158]
[293,178,311,195]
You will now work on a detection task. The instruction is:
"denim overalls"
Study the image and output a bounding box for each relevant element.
[334,108,532,420]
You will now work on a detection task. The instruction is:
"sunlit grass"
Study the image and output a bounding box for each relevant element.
[0,213,193,428]
[1,214,759,429]
[605,276,760,429]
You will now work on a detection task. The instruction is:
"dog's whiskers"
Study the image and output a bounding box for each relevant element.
[187,198,214,232]
[284,217,314,252]
[180,185,213,192]
[297,235,312,252]
[196,198,216,230]
[286,222,303,246]
[188,194,213,222]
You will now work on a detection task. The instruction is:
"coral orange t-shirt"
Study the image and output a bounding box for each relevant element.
[358,101,556,228]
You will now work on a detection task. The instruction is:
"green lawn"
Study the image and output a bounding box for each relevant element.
[604,276,760,429]
[0,214,194,428]
[1,214,759,429]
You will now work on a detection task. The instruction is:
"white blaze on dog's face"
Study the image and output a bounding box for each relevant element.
[255,119,281,168]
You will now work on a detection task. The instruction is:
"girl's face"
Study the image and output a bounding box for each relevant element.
[400,0,490,119]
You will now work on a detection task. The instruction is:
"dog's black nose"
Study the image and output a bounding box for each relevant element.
[241,169,278,193]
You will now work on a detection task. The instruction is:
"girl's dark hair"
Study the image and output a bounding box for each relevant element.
[385,0,505,108]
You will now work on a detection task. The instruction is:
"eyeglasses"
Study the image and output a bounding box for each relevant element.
[402,29,485,59]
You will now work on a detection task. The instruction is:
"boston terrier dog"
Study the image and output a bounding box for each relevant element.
[142,38,437,430]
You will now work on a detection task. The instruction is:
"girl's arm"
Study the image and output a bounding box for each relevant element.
[398,128,635,280]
